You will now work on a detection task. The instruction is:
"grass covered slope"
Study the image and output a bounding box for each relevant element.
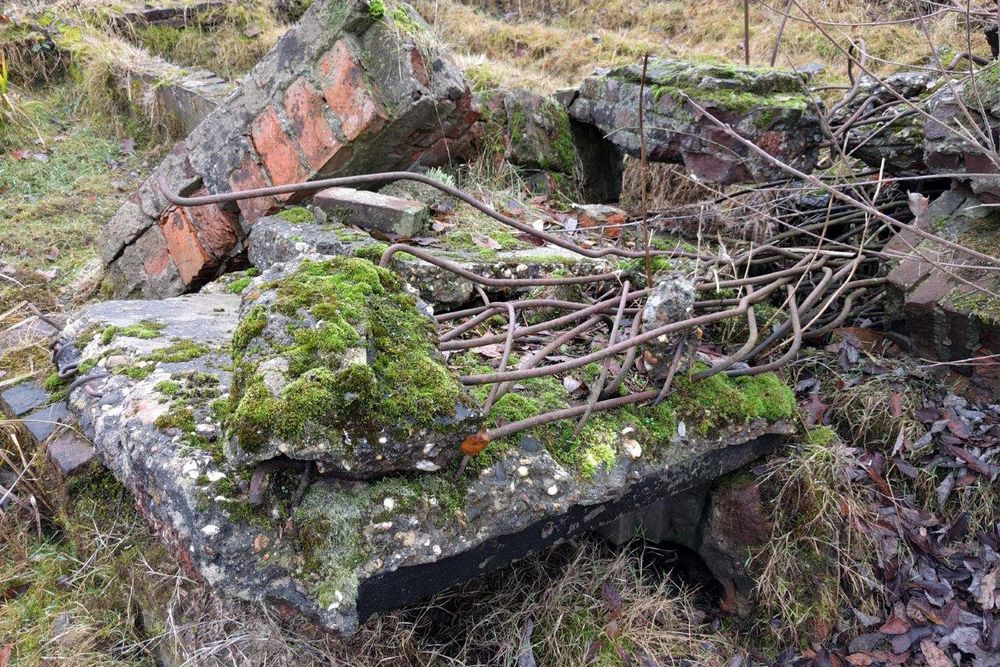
[412,0,981,94]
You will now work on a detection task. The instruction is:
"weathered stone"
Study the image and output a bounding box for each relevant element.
[21,401,70,445]
[1,382,50,417]
[247,215,378,269]
[924,62,1000,201]
[226,256,482,476]
[832,71,938,175]
[101,0,480,298]
[642,275,697,380]
[313,187,430,237]
[477,87,580,174]
[568,58,822,184]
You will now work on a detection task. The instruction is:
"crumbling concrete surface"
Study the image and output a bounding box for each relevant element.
[567,58,822,184]
[100,0,479,299]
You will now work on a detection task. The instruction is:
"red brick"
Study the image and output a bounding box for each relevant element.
[250,106,309,191]
[319,40,388,141]
[160,207,214,286]
[283,77,343,172]
[184,189,240,258]
[406,45,430,87]
[229,158,277,226]
[144,245,171,277]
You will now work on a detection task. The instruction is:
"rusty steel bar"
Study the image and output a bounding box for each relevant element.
[441,287,650,352]
[158,173,718,263]
[729,287,802,377]
[573,281,631,436]
[460,272,795,386]
[488,314,608,407]
[482,303,518,413]
[486,389,662,441]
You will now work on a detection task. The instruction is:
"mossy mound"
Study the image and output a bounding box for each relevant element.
[227,257,482,476]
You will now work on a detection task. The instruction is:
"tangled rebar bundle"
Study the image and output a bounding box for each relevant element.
[161,171,899,445]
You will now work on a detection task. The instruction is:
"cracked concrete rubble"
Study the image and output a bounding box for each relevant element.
[52,277,795,635]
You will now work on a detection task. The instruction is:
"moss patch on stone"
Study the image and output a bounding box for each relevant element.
[228,258,466,453]
[277,206,316,224]
[99,319,164,345]
[463,355,794,479]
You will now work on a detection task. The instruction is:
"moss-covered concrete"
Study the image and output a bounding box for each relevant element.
[228,257,475,466]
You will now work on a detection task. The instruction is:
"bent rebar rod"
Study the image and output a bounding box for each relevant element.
[158,172,718,263]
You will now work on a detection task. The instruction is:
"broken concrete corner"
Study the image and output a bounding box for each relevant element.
[101,0,480,299]
[568,58,822,184]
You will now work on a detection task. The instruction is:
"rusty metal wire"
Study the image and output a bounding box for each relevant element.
[160,172,882,447]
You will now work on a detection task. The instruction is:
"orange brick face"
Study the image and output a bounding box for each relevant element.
[319,40,388,141]
[160,207,213,286]
[283,77,343,172]
[250,106,309,190]
[229,158,277,226]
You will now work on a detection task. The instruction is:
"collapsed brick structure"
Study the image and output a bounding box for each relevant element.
[100,0,479,299]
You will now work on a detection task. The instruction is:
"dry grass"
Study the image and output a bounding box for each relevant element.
[144,540,739,667]
[413,0,984,93]
[0,422,156,667]
[751,429,885,646]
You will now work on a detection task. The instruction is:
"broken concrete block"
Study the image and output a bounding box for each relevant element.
[477,87,580,175]
[568,58,822,184]
[642,274,698,380]
[886,191,1000,397]
[59,269,796,636]
[925,61,1000,201]
[100,0,480,298]
[244,216,616,309]
[227,256,482,476]
[313,187,430,238]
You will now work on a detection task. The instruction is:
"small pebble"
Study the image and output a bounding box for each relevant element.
[546,484,558,496]
[517,465,529,477]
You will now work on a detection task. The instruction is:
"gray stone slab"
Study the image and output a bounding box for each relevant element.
[1,382,50,417]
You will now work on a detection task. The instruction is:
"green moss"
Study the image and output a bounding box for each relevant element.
[210,398,230,422]
[946,287,1000,324]
[154,380,181,396]
[145,340,209,364]
[42,372,67,391]
[154,404,196,432]
[388,5,422,34]
[669,368,797,436]
[228,277,252,294]
[99,320,164,345]
[353,241,390,263]
[806,425,837,446]
[228,258,465,452]
[232,305,268,355]
[277,206,315,224]
[120,364,153,381]
[368,0,386,18]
